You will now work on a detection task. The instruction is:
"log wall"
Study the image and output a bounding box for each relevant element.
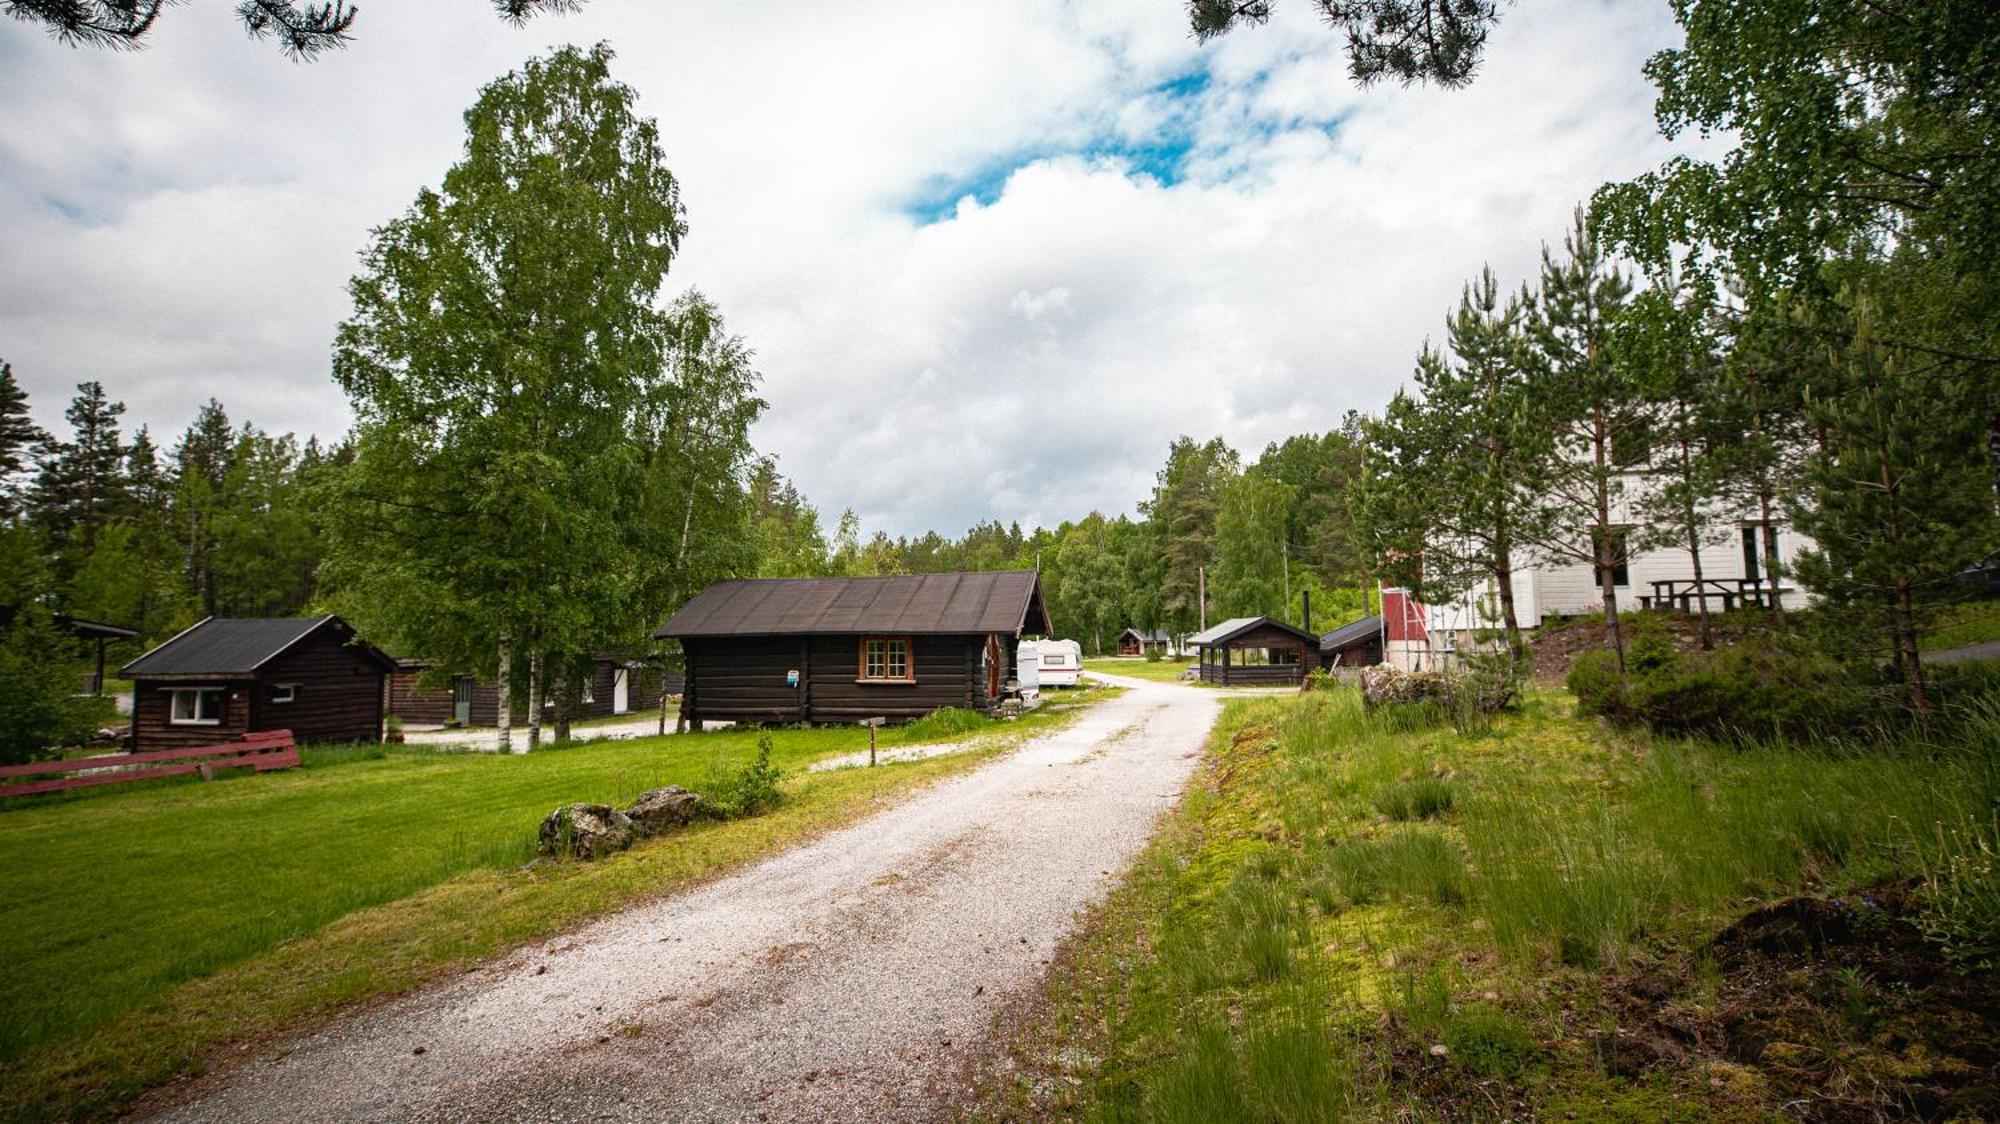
[683,633,1009,726]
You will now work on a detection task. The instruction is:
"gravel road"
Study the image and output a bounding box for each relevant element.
[146,673,1218,1124]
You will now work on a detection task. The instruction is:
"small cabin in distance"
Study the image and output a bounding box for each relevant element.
[1188,616,1319,686]
[1116,627,1177,657]
[122,616,395,750]
[1318,615,1384,670]
[656,571,1053,727]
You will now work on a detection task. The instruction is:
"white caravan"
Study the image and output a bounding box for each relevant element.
[1020,638,1083,687]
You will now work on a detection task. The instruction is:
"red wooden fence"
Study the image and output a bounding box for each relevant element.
[0,730,300,798]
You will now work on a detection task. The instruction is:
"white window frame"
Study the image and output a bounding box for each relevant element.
[170,688,223,725]
[271,683,298,704]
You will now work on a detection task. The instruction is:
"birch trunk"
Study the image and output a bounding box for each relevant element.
[1594,407,1626,670]
[496,633,513,754]
[526,651,542,752]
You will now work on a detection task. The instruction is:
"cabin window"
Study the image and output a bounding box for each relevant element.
[859,637,913,682]
[170,688,223,725]
[271,683,298,704]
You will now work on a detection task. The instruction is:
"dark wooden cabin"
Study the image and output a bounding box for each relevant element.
[122,616,395,749]
[656,571,1053,727]
[1116,627,1174,657]
[387,657,676,727]
[1189,616,1318,686]
[1319,614,1385,670]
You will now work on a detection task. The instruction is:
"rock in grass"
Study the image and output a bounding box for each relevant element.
[625,786,702,834]
[537,803,636,860]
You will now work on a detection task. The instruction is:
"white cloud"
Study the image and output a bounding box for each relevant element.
[0,0,1698,537]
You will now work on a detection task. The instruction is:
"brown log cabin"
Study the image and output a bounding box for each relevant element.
[122,616,395,750]
[655,571,1054,727]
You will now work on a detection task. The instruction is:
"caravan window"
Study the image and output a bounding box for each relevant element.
[1042,653,1066,667]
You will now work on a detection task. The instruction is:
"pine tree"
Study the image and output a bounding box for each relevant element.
[173,399,236,617]
[0,361,49,520]
[1791,298,1996,717]
[1625,278,1731,649]
[1521,211,1642,667]
[1366,267,1545,662]
[31,382,128,562]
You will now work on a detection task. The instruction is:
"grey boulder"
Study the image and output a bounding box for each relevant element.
[626,785,703,834]
[537,802,636,860]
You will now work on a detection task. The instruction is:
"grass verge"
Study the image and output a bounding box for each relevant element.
[0,697,1103,1121]
[1081,658,1198,685]
[974,687,2000,1121]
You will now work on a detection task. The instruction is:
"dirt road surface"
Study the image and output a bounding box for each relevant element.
[146,673,1217,1124]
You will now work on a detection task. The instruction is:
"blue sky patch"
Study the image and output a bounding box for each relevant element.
[901,66,1212,224]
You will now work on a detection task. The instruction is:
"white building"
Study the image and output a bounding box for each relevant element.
[1381,477,1814,670]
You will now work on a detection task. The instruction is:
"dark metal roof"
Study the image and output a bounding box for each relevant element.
[53,614,140,640]
[1320,615,1384,651]
[656,571,1052,639]
[123,616,395,678]
[1188,616,1320,648]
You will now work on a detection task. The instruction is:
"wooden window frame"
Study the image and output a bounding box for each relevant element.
[856,636,916,684]
[169,687,223,725]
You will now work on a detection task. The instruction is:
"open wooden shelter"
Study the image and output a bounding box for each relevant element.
[1188,616,1318,686]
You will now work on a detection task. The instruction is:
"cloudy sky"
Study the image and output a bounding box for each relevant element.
[1,0,1696,538]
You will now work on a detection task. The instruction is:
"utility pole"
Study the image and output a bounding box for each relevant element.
[1198,565,1207,631]
[1281,538,1290,612]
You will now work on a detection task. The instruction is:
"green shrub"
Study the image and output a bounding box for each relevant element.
[700,735,787,819]
[1144,646,1164,663]
[0,614,107,765]
[1565,648,1627,721]
[1569,630,1876,743]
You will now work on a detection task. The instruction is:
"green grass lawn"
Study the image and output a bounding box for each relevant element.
[976,687,2000,1121]
[1926,599,2000,651]
[1081,656,1198,683]
[0,700,1103,1120]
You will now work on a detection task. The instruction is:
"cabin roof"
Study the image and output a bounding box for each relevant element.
[1319,615,1384,651]
[1188,616,1319,648]
[1118,626,1173,643]
[656,571,1053,639]
[122,616,394,679]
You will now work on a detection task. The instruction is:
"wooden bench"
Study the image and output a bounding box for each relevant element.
[0,730,300,798]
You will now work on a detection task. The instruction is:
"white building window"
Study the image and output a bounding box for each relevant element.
[271,683,297,704]
[170,688,223,725]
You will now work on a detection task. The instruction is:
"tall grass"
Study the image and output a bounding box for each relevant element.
[1021,684,2000,1121]
[1464,709,2000,967]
